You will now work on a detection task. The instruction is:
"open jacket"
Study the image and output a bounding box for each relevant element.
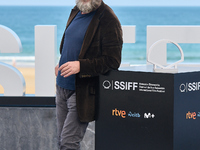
[60,2,123,122]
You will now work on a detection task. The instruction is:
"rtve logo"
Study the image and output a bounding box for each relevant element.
[103,80,138,91]
[186,111,196,120]
[112,108,126,118]
[179,82,200,93]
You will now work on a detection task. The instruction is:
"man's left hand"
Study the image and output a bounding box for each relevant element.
[59,61,80,78]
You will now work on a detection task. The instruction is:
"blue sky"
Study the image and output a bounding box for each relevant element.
[0,0,200,6]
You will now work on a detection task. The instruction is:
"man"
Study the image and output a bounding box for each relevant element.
[55,0,122,149]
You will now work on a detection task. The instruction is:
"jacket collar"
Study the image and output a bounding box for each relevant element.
[79,1,105,58]
[64,1,105,58]
[65,6,79,29]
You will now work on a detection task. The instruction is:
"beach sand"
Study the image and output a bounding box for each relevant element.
[0,67,35,95]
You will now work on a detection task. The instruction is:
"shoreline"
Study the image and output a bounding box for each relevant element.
[1,60,200,95]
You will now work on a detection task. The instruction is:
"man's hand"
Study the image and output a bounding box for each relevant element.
[55,64,59,76]
[59,61,80,78]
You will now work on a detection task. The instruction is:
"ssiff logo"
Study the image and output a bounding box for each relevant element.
[186,111,196,120]
[180,82,200,93]
[103,80,138,91]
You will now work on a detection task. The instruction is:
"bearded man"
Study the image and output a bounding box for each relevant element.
[55,0,122,149]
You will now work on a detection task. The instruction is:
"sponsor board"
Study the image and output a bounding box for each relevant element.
[111,108,155,119]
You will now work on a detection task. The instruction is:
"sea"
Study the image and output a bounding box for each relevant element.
[0,6,200,66]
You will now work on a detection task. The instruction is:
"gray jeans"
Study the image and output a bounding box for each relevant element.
[56,85,88,150]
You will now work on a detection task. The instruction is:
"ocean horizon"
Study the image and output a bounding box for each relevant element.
[1,6,200,65]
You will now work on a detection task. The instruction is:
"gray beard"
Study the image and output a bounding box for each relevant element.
[76,0,101,13]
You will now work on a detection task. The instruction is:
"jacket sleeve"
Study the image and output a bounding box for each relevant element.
[78,20,123,78]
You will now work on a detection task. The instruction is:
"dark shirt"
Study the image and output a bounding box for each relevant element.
[57,11,96,90]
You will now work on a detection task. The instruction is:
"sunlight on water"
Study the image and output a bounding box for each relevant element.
[0,6,200,65]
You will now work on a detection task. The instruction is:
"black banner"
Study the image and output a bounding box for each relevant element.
[96,70,200,150]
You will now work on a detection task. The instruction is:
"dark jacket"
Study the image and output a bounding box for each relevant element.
[60,2,123,122]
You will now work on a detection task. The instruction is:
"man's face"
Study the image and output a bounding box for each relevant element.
[76,0,101,13]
